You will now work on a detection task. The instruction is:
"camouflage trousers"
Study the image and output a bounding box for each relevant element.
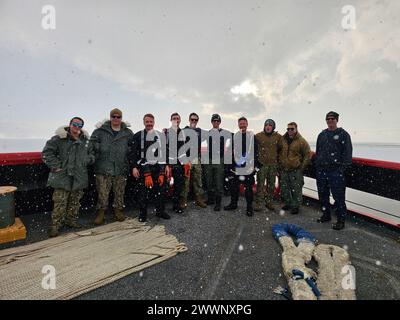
[280,169,304,208]
[205,164,225,198]
[96,175,127,210]
[255,165,278,206]
[181,163,204,203]
[52,189,84,228]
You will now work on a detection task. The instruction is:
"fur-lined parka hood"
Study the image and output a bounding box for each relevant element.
[55,126,90,139]
[95,119,131,130]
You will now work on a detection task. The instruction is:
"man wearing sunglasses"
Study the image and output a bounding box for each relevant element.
[315,111,353,230]
[90,108,134,225]
[279,122,311,215]
[205,114,232,211]
[43,117,95,237]
[181,113,207,209]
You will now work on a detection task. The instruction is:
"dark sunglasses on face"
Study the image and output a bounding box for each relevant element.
[212,120,221,122]
[190,118,199,122]
[111,115,122,119]
[326,117,336,121]
[71,122,83,128]
[287,128,295,131]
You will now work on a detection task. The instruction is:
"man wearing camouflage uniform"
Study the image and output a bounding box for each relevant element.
[90,108,134,225]
[42,117,95,237]
[255,119,282,212]
[181,112,207,209]
[279,122,311,215]
[131,114,170,222]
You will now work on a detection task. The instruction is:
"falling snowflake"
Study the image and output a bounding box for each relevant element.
[333,135,339,140]
[376,260,382,266]
[204,243,208,248]
[139,271,144,277]
[279,210,285,216]
[343,245,349,251]
[239,176,245,181]
[238,244,244,251]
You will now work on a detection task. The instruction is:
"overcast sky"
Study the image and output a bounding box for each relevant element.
[0,0,399,144]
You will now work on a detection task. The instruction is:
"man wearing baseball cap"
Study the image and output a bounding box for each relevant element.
[90,108,134,225]
[315,111,353,230]
[205,114,231,211]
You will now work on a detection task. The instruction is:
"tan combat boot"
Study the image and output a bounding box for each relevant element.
[114,208,126,222]
[48,225,59,238]
[195,195,207,208]
[265,203,275,211]
[179,198,188,210]
[65,220,83,228]
[94,209,106,225]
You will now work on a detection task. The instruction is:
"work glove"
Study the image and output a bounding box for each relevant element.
[158,173,165,186]
[184,163,191,178]
[144,173,153,188]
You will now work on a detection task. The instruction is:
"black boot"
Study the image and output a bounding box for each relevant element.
[214,196,221,211]
[317,214,331,223]
[156,210,171,220]
[290,207,299,215]
[224,199,238,211]
[282,204,291,211]
[206,194,215,205]
[332,219,345,230]
[138,209,147,222]
[246,205,254,217]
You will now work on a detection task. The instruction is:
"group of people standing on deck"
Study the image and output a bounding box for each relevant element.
[42,108,352,237]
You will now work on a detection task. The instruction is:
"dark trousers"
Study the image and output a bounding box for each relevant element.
[137,167,166,213]
[171,164,185,206]
[228,174,255,206]
[316,168,347,220]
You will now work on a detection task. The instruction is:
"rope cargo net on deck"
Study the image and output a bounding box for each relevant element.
[0,219,187,300]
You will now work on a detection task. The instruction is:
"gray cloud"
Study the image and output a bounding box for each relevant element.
[0,0,399,143]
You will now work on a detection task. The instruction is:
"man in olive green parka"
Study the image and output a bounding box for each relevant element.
[90,108,134,224]
[279,122,311,215]
[42,117,95,237]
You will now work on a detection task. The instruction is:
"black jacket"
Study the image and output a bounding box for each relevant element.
[131,129,166,173]
[165,127,186,165]
[230,131,257,175]
[315,127,352,170]
[207,128,232,164]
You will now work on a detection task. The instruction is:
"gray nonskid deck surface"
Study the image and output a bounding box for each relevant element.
[2,197,400,300]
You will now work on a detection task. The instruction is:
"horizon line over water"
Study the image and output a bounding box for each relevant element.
[1,138,399,163]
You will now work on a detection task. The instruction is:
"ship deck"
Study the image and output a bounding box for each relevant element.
[1,197,400,300]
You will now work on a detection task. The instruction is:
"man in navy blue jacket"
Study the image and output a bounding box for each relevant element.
[315,111,353,230]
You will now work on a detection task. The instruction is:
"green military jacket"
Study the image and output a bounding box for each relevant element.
[90,120,134,176]
[42,126,95,191]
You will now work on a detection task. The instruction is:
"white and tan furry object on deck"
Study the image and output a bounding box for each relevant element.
[0,219,187,300]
